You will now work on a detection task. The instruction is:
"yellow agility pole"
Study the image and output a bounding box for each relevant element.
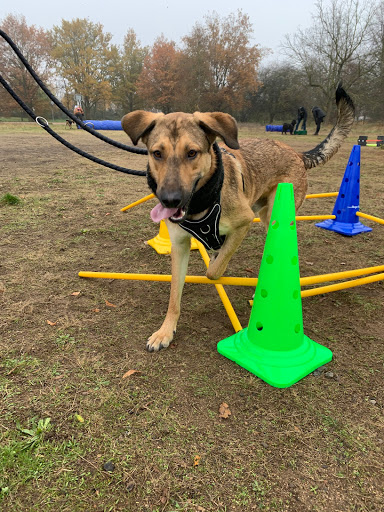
[300,264,384,286]
[120,193,155,212]
[78,271,258,287]
[121,191,337,213]
[302,272,384,298]
[79,264,384,288]
[296,215,336,221]
[120,192,338,214]
[357,211,384,226]
[253,214,335,223]
[195,241,243,332]
[305,192,338,199]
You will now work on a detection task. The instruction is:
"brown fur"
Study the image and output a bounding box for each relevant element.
[122,86,354,351]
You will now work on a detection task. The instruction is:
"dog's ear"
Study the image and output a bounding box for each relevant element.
[193,112,240,150]
[121,111,164,145]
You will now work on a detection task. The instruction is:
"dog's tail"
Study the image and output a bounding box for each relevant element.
[301,85,355,170]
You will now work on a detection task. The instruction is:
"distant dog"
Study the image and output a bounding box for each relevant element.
[65,119,74,129]
[282,119,296,135]
[122,86,354,352]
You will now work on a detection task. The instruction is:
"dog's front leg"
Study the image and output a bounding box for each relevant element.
[146,226,191,352]
[206,223,252,281]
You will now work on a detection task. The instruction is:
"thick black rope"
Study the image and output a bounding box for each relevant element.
[0,74,146,176]
[0,29,148,156]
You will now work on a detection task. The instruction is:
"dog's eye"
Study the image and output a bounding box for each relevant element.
[187,149,197,159]
[152,150,162,159]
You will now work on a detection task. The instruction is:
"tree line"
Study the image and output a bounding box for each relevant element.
[1,1,383,124]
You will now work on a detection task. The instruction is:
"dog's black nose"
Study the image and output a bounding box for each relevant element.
[159,190,183,208]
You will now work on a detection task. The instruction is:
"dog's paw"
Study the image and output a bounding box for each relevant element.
[146,329,175,352]
[206,270,221,281]
[206,263,223,281]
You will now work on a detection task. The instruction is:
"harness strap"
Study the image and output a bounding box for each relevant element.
[180,203,225,251]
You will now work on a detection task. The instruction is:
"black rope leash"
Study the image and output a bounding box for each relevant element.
[0,74,147,176]
[0,29,148,155]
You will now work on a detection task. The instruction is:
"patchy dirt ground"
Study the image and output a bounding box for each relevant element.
[0,121,383,512]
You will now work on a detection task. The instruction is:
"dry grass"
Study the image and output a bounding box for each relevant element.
[0,121,383,511]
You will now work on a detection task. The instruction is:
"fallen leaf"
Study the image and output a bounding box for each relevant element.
[105,300,117,308]
[160,488,169,504]
[193,455,201,467]
[122,369,142,379]
[126,481,135,492]
[46,320,57,326]
[75,414,84,423]
[92,308,100,313]
[244,267,255,273]
[71,291,81,296]
[105,212,111,216]
[219,402,231,419]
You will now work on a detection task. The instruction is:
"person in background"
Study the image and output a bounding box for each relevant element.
[312,106,326,135]
[296,106,307,131]
[73,105,84,128]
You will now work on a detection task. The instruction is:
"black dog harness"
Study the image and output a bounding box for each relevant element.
[180,203,225,251]
[147,142,230,251]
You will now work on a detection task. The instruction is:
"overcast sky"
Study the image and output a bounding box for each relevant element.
[1,0,328,63]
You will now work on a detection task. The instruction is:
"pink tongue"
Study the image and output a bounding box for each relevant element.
[150,203,179,223]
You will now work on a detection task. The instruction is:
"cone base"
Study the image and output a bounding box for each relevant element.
[316,219,372,236]
[217,328,332,388]
[147,235,199,254]
[147,234,172,254]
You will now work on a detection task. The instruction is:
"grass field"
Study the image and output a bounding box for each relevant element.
[0,119,383,511]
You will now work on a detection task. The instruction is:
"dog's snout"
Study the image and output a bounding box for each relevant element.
[159,190,183,208]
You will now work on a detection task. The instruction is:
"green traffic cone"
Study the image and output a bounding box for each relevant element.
[217,183,332,388]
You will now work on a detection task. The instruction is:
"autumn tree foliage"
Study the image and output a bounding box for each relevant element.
[50,19,116,116]
[5,6,384,122]
[112,29,148,113]
[136,36,181,113]
[180,10,262,114]
[0,14,52,118]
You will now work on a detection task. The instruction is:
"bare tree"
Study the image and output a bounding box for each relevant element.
[250,63,310,123]
[364,1,384,119]
[282,0,377,115]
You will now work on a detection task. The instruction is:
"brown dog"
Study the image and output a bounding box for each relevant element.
[122,86,354,352]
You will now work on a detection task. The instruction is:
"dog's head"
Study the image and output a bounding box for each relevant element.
[121,110,239,222]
